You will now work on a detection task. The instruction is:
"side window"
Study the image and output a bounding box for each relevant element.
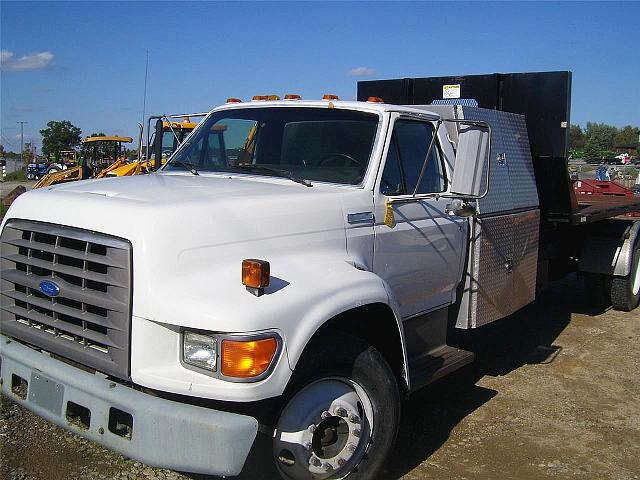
[380,120,446,195]
[380,136,403,196]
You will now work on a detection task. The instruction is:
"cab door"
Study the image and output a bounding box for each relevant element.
[373,115,467,318]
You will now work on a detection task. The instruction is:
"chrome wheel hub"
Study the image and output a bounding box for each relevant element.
[274,378,373,480]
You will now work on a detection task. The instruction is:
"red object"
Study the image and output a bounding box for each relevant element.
[573,179,633,197]
[573,179,640,217]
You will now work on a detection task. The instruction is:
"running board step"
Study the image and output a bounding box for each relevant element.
[408,346,475,393]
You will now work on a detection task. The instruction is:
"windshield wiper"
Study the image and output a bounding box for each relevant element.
[169,161,199,176]
[232,165,312,187]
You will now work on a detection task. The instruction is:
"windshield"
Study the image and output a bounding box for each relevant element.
[163,107,379,185]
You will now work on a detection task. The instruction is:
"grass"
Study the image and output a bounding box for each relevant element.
[4,169,26,181]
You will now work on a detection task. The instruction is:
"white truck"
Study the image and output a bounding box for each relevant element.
[1,72,639,480]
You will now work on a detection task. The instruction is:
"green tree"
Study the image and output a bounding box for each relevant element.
[569,124,586,149]
[613,125,640,150]
[40,120,82,162]
[583,122,617,159]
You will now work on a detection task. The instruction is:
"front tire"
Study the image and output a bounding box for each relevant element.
[611,245,640,312]
[273,333,400,480]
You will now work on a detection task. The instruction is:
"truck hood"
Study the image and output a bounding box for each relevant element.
[3,173,367,327]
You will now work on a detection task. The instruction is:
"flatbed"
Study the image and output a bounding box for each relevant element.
[547,195,640,224]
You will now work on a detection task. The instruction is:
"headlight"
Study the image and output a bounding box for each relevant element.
[183,331,217,371]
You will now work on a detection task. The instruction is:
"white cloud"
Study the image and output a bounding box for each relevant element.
[347,66,375,77]
[0,50,13,63]
[1,50,55,71]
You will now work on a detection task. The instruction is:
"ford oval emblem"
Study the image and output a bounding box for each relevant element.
[39,280,60,297]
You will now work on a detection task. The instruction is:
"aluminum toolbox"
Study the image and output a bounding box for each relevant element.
[418,105,541,328]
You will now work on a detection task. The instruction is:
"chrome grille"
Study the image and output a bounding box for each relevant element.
[0,219,132,379]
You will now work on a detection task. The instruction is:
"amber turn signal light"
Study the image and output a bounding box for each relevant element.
[367,96,384,103]
[242,259,270,296]
[322,94,340,100]
[226,97,242,103]
[221,337,278,378]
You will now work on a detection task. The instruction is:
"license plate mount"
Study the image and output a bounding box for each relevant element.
[29,371,64,415]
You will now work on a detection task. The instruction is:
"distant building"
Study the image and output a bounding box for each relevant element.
[614,143,639,154]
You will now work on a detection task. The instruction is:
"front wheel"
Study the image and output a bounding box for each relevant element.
[273,333,400,480]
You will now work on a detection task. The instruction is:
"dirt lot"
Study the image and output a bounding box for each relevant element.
[1,274,639,480]
[0,181,36,200]
[1,181,36,219]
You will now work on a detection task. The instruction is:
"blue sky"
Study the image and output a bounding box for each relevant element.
[1,1,639,152]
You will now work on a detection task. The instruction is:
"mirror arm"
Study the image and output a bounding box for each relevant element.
[412,119,443,198]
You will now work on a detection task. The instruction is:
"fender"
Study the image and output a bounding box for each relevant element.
[279,260,410,390]
[578,219,640,277]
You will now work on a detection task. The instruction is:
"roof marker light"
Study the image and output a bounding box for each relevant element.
[226,98,242,103]
[284,94,301,100]
[367,96,384,103]
[322,94,340,100]
[252,95,269,101]
[267,95,280,101]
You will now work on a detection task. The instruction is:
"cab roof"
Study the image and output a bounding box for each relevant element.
[210,99,440,120]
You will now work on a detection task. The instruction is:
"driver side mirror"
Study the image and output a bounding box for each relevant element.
[447,120,491,199]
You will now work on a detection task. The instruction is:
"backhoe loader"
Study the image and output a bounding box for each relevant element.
[31,114,203,188]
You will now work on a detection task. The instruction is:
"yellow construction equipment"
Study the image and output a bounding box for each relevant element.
[32,113,204,189]
[99,116,200,177]
[33,136,132,189]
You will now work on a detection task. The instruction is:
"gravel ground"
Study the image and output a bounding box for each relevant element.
[1,274,639,480]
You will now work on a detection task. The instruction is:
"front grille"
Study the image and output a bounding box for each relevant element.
[0,219,132,379]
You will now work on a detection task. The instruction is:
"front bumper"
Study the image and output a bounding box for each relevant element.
[0,335,259,476]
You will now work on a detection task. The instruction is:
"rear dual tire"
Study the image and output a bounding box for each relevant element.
[611,245,640,312]
[585,245,640,312]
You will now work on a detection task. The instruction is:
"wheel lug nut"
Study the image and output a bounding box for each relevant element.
[347,443,357,453]
[335,407,347,417]
[304,442,312,451]
[310,456,321,467]
[349,414,360,423]
[324,463,333,472]
[308,424,316,433]
[337,458,347,467]
[321,410,331,420]
[352,428,361,438]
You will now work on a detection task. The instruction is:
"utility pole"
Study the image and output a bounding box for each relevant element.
[141,50,149,152]
[17,121,27,165]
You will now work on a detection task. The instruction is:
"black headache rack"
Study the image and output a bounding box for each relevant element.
[358,71,640,225]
